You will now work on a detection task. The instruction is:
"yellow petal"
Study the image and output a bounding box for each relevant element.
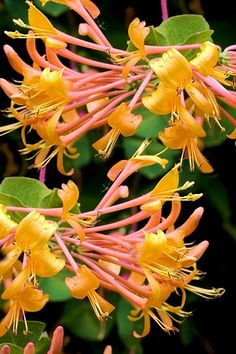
[29,245,65,277]
[128,18,149,53]
[140,230,167,263]
[0,247,22,277]
[190,41,219,76]
[58,180,79,216]
[19,284,49,312]
[15,211,57,252]
[65,265,99,299]
[0,204,17,239]
[150,48,192,88]
[142,83,178,115]
[27,1,56,35]
[150,163,180,199]
[178,104,206,138]
[228,128,236,139]
[108,103,142,137]
[1,268,29,300]
[81,0,100,19]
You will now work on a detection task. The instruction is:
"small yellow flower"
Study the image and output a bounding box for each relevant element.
[0,205,17,239]
[107,140,168,182]
[92,103,142,158]
[159,121,213,173]
[190,41,219,76]
[65,265,115,320]
[0,211,58,279]
[120,18,150,78]
[6,2,67,49]
[142,83,206,138]
[0,282,48,336]
[140,163,201,211]
[149,47,192,89]
[57,180,85,240]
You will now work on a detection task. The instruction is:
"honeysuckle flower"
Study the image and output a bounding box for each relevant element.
[159,121,213,173]
[19,106,79,175]
[57,180,85,240]
[0,282,48,336]
[0,205,17,240]
[128,272,184,337]
[0,211,58,279]
[65,265,115,320]
[142,82,206,138]
[92,103,142,158]
[149,47,193,89]
[113,18,150,79]
[138,229,207,281]
[190,41,232,85]
[140,163,201,211]
[6,2,67,49]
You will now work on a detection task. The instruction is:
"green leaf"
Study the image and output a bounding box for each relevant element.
[0,177,51,208]
[116,298,143,352]
[39,188,62,209]
[0,321,46,348]
[34,0,68,17]
[39,269,73,302]
[62,299,114,341]
[0,344,23,353]
[145,25,167,47]
[34,336,51,354]
[180,30,214,60]
[155,15,212,46]
[180,318,197,346]
[202,175,232,221]
[5,0,28,22]
[64,135,92,172]
[203,106,234,148]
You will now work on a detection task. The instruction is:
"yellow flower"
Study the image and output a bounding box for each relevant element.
[138,229,207,282]
[26,244,65,278]
[159,121,213,173]
[0,282,48,336]
[190,41,230,85]
[118,18,150,78]
[128,272,184,337]
[149,47,192,89]
[107,140,168,182]
[6,1,67,49]
[0,205,17,239]
[0,211,58,278]
[92,103,142,158]
[142,83,206,138]
[57,180,85,240]
[65,265,115,320]
[140,163,201,211]
[15,211,57,252]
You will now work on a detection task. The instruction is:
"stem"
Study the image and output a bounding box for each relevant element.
[54,231,78,272]
[39,167,46,184]
[161,0,169,21]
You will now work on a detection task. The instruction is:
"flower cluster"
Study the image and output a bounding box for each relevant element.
[0,0,231,346]
[0,0,235,174]
[0,145,224,337]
